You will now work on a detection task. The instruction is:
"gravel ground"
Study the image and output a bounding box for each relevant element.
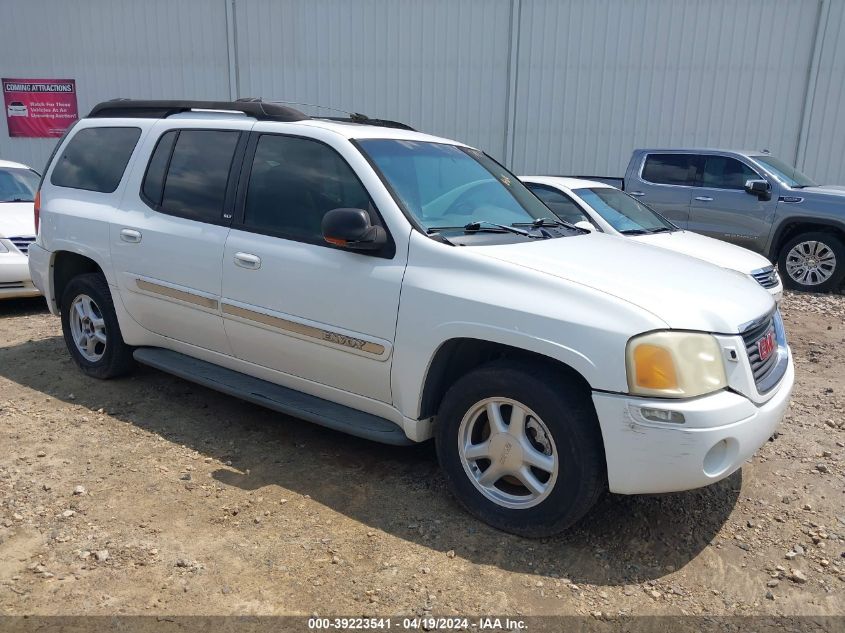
[0,291,843,618]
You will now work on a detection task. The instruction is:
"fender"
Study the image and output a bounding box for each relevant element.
[768,215,845,259]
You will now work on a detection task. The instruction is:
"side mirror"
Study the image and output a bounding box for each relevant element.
[573,220,595,232]
[745,179,772,201]
[322,208,387,251]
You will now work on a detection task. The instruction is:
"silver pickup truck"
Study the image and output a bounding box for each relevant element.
[587,149,845,292]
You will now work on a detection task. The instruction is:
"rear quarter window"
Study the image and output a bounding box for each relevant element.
[50,126,141,193]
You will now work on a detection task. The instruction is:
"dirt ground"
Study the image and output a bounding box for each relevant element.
[0,291,843,618]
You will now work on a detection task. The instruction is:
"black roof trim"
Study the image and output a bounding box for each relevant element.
[88,99,308,122]
[322,115,416,131]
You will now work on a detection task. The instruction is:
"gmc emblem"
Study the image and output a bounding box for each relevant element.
[757,329,776,362]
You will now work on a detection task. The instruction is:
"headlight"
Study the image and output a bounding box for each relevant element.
[0,240,8,254]
[626,331,727,398]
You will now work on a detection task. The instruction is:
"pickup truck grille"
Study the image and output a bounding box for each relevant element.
[750,266,779,289]
[9,236,35,255]
[741,311,787,393]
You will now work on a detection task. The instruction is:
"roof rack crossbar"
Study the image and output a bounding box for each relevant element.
[88,98,308,122]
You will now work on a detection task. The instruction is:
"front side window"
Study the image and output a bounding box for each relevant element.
[0,168,39,203]
[51,127,141,193]
[701,156,759,190]
[242,134,373,242]
[573,188,675,234]
[151,130,240,223]
[641,154,699,186]
[357,140,550,230]
[526,184,591,225]
[751,155,817,188]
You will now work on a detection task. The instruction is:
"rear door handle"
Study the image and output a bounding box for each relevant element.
[629,191,645,197]
[120,228,142,243]
[694,196,714,202]
[234,252,261,270]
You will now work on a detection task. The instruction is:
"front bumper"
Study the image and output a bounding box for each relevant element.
[0,252,40,299]
[592,354,794,494]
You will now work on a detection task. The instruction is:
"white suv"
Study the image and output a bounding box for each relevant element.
[29,100,794,536]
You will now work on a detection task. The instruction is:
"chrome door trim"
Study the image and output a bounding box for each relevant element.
[135,278,219,310]
[221,302,388,359]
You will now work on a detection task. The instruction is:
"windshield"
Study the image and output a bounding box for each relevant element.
[0,167,39,203]
[573,188,674,233]
[357,140,550,230]
[751,155,817,188]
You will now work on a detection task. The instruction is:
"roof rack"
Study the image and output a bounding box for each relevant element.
[88,98,308,122]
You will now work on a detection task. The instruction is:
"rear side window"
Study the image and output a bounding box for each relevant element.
[242,134,373,243]
[51,127,141,193]
[141,129,240,223]
[701,156,758,190]
[641,154,699,186]
[526,184,590,225]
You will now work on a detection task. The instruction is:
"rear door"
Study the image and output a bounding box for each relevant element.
[687,155,777,253]
[111,120,249,353]
[628,153,700,227]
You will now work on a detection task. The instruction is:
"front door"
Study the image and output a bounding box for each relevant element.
[221,132,405,403]
[687,155,777,253]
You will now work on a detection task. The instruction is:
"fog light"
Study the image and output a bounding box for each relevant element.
[639,407,685,424]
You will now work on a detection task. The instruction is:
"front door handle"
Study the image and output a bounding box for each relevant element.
[120,228,142,243]
[694,196,714,202]
[234,252,261,270]
[629,191,645,197]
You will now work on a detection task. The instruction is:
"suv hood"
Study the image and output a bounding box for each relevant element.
[0,201,36,237]
[475,232,775,333]
[799,185,845,198]
[631,230,773,275]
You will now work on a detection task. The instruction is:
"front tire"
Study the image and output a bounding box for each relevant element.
[435,361,606,537]
[60,273,135,379]
[778,232,845,292]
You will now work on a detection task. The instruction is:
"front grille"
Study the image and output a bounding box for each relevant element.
[741,311,787,392]
[9,236,35,255]
[750,266,779,289]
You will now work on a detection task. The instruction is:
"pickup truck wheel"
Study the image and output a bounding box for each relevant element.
[435,361,605,537]
[778,232,845,292]
[60,273,135,379]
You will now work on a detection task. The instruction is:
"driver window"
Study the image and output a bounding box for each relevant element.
[242,134,374,243]
[701,157,758,190]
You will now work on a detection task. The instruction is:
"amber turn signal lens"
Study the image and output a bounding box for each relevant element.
[632,344,678,391]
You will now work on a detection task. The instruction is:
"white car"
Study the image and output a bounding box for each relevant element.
[29,99,793,536]
[521,176,783,301]
[0,159,41,298]
[6,101,28,117]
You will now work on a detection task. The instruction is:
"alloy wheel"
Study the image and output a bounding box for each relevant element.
[69,294,108,362]
[785,240,837,286]
[457,397,558,509]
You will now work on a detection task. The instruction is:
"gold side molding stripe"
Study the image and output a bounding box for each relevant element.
[135,279,218,310]
[222,303,386,356]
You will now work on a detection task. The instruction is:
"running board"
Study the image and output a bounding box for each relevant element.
[133,347,413,446]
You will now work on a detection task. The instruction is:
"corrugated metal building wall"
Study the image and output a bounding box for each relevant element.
[2,0,844,183]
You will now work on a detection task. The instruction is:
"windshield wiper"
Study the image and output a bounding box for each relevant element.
[646,227,673,234]
[619,228,650,235]
[428,221,535,237]
[513,217,588,232]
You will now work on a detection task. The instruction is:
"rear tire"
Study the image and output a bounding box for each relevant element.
[778,232,845,292]
[435,360,606,537]
[60,273,135,379]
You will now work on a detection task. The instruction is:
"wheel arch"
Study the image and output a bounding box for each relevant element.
[52,250,106,311]
[419,337,595,421]
[769,217,845,261]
